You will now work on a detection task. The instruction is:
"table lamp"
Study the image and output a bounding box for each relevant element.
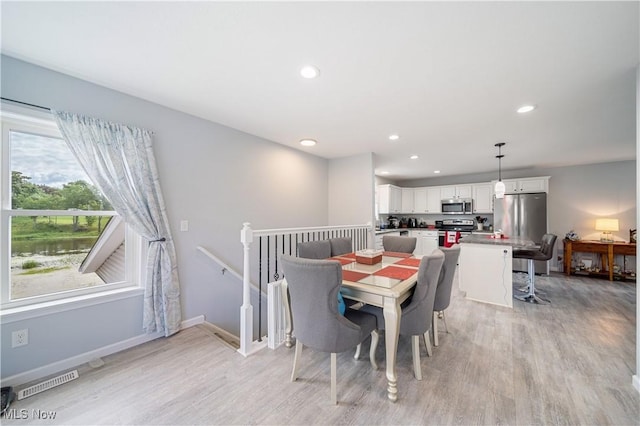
[595,218,618,242]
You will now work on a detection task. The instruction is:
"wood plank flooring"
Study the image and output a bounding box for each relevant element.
[3,272,638,425]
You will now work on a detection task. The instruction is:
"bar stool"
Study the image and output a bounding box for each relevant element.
[513,234,557,304]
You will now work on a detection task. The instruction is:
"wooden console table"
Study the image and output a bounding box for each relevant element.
[563,239,636,281]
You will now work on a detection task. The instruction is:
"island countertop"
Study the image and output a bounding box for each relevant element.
[460,234,535,247]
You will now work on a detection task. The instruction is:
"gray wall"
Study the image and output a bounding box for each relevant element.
[398,161,636,248]
[635,63,639,394]
[328,153,375,225]
[1,55,335,379]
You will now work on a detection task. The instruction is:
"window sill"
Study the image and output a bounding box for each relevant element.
[0,287,144,324]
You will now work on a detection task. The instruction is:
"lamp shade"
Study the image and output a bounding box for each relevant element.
[494,180,506,199]
[595,218,619,232]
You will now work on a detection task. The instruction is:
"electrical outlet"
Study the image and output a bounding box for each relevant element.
[12,329,28,347]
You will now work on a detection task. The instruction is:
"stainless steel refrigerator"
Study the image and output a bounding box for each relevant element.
[493,192,548,274]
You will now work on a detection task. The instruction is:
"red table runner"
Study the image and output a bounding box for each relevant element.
[342,270,370,283]
[395,257,421,267]
[383,251,412,258]
[341,252,357,259]
[373,265,417,280]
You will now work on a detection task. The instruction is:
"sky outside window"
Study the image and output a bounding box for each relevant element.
[11,131,91,189]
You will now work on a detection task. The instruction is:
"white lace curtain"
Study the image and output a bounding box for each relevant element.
[52,111,181,337]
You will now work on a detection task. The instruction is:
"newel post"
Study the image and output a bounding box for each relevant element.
[239,222,254,356]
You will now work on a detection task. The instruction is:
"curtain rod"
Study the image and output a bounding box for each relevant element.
[1,97,51,111]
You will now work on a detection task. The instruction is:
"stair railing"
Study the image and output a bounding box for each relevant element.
[239,222,373,356]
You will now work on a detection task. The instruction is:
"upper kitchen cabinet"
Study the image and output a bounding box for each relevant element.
[440,184,472,200]
[472,182,494,213]
[496,176,550,194]
[426,187,442,213]
[378,184,402,214]
[401,188,415,213]
[412,187,442,213]
[413,187,427,213]
[410,187,443,214]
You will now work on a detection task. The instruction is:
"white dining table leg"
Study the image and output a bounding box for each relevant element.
[383,296,401,402]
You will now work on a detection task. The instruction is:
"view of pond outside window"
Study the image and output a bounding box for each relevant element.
[9,130,124,301]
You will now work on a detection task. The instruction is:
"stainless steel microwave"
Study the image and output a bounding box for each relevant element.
[441,198,473,214]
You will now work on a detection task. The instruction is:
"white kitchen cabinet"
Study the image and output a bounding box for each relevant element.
[401,188,415,213]
[410,230,438,256]
[439,186,455,200]
[421,231,439,255]
[413,187,427,213]
[518,177,549,193]
[472,182,494,213]
[378,184,402,214]
[440,184,472,199]
[503,180,519,193]
[409,230,421,255]
[426,187,442,213]
[495,176,550,194]
[376,231,400,250]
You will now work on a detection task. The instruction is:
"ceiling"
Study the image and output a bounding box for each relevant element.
[1,1,638,180]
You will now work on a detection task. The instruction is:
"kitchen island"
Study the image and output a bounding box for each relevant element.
[458,235,535,308]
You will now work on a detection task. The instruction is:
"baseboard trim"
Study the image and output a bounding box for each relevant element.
[1,316,205,388]
[181,315,205,329]
[201,321,240,346]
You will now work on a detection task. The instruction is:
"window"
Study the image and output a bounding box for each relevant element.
[1,106,141,309]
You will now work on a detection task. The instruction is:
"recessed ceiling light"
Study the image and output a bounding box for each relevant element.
[517,105,536,113]
[410,155,419,160]
[380,171,390,175]
[434,170,441,174]
[389,134,400,141]
[299,139,317,146]
[300,65,320,79]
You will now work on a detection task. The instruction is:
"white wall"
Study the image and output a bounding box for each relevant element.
[0,55,332,380]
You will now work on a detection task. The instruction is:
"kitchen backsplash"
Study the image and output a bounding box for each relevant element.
[379,213,494,229]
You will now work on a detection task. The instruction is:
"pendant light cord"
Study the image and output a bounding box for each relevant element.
[495,142,505,181]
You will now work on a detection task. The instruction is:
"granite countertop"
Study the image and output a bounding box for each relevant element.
[375,228,438,234]
[471,230,494,235]
[460,234,535,247]
[375,229,402,234]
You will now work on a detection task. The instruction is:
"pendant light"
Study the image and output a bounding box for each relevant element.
[494,142,506,199]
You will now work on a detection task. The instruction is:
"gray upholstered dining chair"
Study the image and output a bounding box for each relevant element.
[297,239,331,259]
[382,235,417,253]
[280,255,379,405]
[513,233,557,304]
[432,245,461,347]
[357,249,444,380]
[329,237,352,256]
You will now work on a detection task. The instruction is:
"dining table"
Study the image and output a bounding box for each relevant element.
[281,250,421,402]
[328,250,421,402]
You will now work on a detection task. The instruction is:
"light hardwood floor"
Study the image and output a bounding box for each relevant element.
[3,272,639,425]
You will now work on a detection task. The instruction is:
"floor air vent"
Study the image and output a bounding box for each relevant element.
[18,370,78,400]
